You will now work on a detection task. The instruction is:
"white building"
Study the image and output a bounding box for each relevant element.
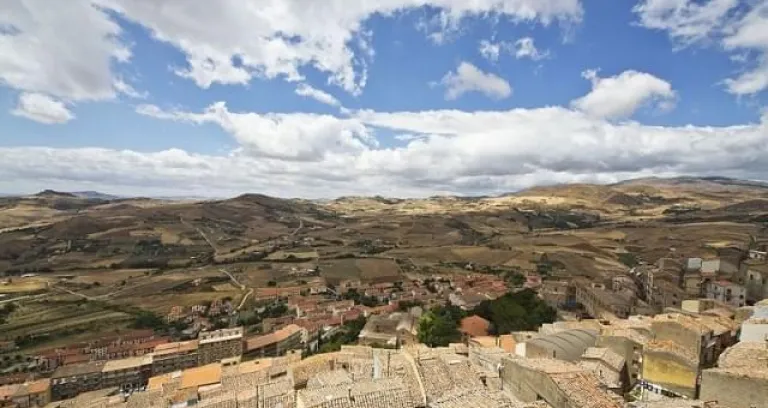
[706,280,746,308]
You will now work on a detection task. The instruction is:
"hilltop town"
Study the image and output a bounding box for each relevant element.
[1,177,768,407]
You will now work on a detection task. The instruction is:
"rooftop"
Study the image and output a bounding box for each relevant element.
[718,341,768,369]
[102,355,153,372]
[549,371,623,408]
[51,360,106,378]
[153,339,199,356]
[180,363,222,389]
[580,347,625,371]
[646,340,699,365]
[245,324,302,351]
[460,315,491,337]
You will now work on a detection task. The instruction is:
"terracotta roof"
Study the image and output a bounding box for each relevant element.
[153,339,199,356]
[245,324,302,351]
[460,315,491,337]
[102,355,153,372]
[180,363,222,389]
[580,347,625,371]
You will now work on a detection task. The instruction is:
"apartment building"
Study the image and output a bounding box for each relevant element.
[50,361,105,401]
[244,324,303,358]
[197,327,244,366]
[151,339,199,375]
[101,355,153,391]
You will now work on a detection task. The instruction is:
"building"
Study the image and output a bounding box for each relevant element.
[244,324,304,358]
[539,280,575,309]
[197,327,244,366]
[8,379,50,408]
[739,304,768,342]
[151,339,200,375]
[705,280,746,308]
[459,315,491,338]
[50,360,105,401]
[740,260,768,303]
[516,329,598,361]
[700,341,768,408]
[500,357,623,408]
[100,355,153,392]
[574,280,634,319]
[577,347,630,394]
[642,340,700,399]
[358,311,418,348]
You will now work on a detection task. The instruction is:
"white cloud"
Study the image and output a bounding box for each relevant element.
[570,69,677,119]
[137,102,374,161]
[721,1,768,95]
[11,93,75,124]
[635,0,768,96]
[3,106,768,198]
[0,0,130,101]
[479,40,503,62]
[295,83,341,107]
[479,37,549,62]
[633,0,739,47]
[438,62,512,100]
[514,37,549,60]
[114,79,147,99]
[97,0,582,95]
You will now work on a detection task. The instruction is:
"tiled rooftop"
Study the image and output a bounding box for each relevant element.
[580,347,625,371]
[549,371,623,408]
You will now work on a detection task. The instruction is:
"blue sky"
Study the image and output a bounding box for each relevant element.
[1,0,767,197]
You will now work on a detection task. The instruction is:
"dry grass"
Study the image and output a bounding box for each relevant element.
[0,278,48,294]
[356,258,401,280]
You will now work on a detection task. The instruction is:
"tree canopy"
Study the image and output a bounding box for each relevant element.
[417,305,464,347]
[473,289,556,334]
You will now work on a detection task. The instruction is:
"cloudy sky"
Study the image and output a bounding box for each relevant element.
[1,0,767,198]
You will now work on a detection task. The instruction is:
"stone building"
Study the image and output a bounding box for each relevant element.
[574,280,634,319]
[357,312,418,348]
[705,280,746,308]
[197,327,244,366]
[518,329,597,362]
[500,357,623,408]
[244,324,304,358]
[577,347,630,394]
[641,340,700,399]
[7,378,50,408]
[100,355,153,392]
[50,360,105,401]
[700,341,768,408]
[151,339,200,375]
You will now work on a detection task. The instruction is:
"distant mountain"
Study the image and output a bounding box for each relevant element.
[33,189,77,198]
[71,191,121,200]
[614,176,768,189]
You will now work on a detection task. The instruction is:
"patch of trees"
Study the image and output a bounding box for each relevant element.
[618,252,638,268]
[417,305,465,347]
[342,288,382,307]
[316,316,367,354]
[472,289,556,334]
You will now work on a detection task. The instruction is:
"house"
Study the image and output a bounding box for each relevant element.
[197,327,244,366]
[8,379,50,408]
[578,347,630,394]
[101,355,153,392]
[151,340,199,375]
[50,360,105,401]
[357,311,418,347]
[705,280,746,308]
[459,315,491,338]
[244,324,304,358]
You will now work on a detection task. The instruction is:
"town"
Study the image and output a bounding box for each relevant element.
[1,239,768,408]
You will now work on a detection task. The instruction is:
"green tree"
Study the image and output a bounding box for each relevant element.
[417,311,461,347]
[131,311,166,330]
[474,289,556,334]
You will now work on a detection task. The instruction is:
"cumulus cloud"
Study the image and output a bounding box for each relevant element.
[295,83,341,107]
[5,104,762,197]
[514,37,549,60]
[438,62,512,100]
[0,0,129,101]
[96,0,582,95]
[635,0,768,96]
[633,0,738,46]
[11,93,75,124]
[570,69,677,119]
[479,37,549,62]
[137,102,374,161]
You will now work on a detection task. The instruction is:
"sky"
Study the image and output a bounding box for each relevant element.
[1,0,768,198]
